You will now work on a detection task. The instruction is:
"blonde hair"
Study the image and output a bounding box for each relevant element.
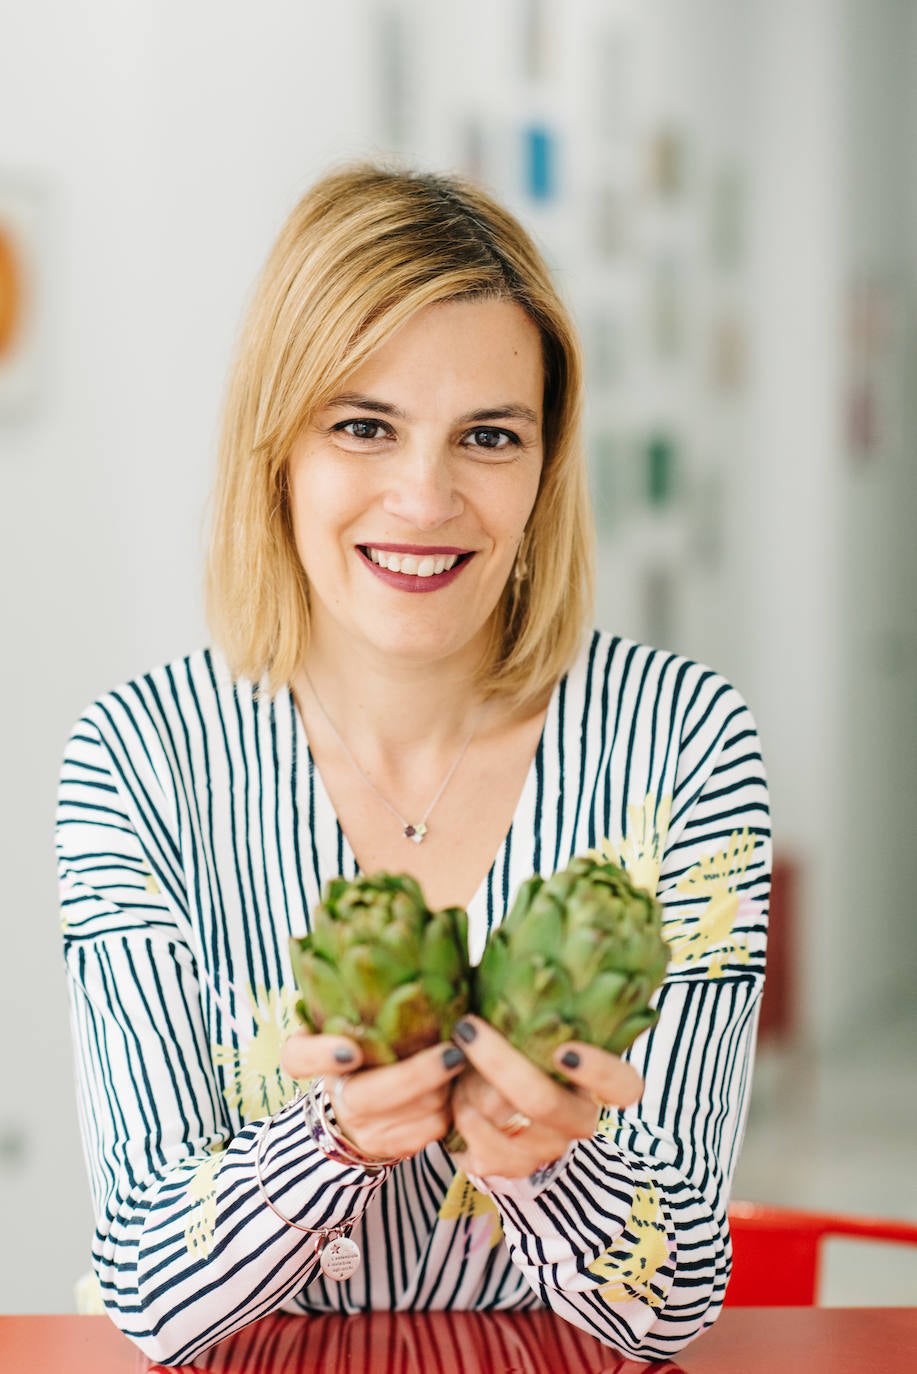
[205,163,594,707]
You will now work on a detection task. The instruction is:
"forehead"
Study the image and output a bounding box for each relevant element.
[336,298,545,414]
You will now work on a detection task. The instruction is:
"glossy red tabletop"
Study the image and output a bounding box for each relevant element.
[2,1308,915,1373]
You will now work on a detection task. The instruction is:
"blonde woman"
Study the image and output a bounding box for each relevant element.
[57,165,771,1365]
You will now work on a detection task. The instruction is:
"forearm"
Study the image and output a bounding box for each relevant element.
[468,1134,726,1360]
[467,970,762,1360]
[94,1096,387,1366]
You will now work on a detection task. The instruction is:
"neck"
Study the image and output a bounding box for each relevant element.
[293,635,490,759]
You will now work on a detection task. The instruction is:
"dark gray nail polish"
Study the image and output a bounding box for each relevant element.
[443,1045,466,1070]
[453,1019,476,1044]
[560,1050,581,1069]
[333,1046,356,1063]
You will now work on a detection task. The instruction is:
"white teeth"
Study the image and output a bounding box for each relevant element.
[365,548,460,576]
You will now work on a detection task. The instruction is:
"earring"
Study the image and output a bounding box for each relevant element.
[513,531,529,583]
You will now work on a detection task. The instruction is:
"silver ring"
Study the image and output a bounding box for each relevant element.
[497,1110,532,1138]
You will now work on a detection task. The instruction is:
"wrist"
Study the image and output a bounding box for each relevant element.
[304,1078,401,1172]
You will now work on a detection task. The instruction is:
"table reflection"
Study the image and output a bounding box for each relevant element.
[149,1311,685,1374]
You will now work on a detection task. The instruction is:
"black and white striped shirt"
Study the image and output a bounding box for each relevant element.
[56,630,770,1365]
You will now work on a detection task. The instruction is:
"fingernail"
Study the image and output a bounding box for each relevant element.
[333,1046,356,1063]
[559,1050,580,1069]
[453,1019,476,1044]
[442,1045,465,1070]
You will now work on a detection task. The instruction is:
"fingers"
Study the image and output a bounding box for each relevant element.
[280,1034,467,1162]
[280,1029,364,1081]
[338,1042,467,1114]
[332,1071,456,1157]
[280,1033,466,1118]
[281,1033,465,1100]
[451,1071,568,1178]
[549,1040,644,1109]
[332,1044,467,1160]
[451,1017,598,1138]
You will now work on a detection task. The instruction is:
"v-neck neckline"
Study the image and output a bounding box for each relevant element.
[285,678,561,933]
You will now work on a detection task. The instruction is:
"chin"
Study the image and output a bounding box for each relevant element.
[363,621,487,669]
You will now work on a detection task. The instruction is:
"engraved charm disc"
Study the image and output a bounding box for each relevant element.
[319,1234,361,1282]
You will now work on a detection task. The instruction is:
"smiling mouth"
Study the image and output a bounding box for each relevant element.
[358,546,474,578]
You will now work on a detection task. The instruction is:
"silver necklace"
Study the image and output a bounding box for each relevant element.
[304,671,476,844]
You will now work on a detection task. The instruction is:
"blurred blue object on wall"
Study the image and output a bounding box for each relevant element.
[523,125,556,202]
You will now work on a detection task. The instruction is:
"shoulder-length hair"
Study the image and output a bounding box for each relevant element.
[205,162,594,707]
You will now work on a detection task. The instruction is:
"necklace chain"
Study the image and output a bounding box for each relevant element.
[303,672,476,844]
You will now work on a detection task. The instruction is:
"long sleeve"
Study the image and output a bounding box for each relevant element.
[56,637,769,1366]
[466,678,770,1361]
[57,713,387,1366]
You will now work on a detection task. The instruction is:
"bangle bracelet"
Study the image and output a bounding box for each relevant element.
[253,1089,383,1283]
[305,1077,401,1171]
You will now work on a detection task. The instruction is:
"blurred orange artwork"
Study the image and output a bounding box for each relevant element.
[0,226,23,359]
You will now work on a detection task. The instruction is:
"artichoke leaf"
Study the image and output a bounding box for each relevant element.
[605,1008,660,1056]
[375,982,446,1060]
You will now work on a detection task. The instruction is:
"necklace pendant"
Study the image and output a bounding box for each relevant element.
[403,822,427,844]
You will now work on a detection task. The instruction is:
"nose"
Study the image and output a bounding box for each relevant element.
[381,446,464,530]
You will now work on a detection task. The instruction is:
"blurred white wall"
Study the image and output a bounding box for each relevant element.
[742,0,848,1045]
[0,0,379,1311]
[1,0,914,1313]
[837,0,917,1038]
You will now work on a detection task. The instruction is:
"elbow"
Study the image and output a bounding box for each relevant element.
[130,1325,220,1368]
[590,1306,722,1364]
[92,1289,219,1368]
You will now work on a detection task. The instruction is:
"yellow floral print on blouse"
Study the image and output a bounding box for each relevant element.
[438,1171,504,1248]
[587,1181,669,1310]
[595,1106,624,1139]
[184,1147,227,1259]
[590,792,672,898]
[665,828,757,978]
[211,984,301,1121]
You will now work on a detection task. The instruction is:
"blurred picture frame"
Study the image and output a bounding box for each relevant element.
[594,23,635,140]
[710,164,746,271]
[593,185,632,259]
[647,128,688,200]
[372,6,409,150]
[0,176,44,419]
[711,312,747,393]
[649,257,685,359]
[521,0,552,82]
[522,123,558,202]
[589,311,628,390]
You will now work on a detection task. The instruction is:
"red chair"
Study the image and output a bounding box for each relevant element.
[726,1201,917,1306]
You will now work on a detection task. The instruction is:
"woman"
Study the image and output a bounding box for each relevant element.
[57,164,771,1365]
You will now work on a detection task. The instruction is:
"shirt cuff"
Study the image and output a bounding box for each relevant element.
[255,1091,388,1227]
[464,1140,580,1200]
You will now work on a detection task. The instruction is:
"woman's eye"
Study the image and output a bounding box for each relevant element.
[335,419,390,441]
[465,427,517,451]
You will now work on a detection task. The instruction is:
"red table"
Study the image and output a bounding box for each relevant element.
[2,1309,915,1373]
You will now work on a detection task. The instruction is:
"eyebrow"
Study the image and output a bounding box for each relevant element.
[323,393,540,427]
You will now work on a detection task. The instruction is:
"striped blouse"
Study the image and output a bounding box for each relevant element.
[56,630,771,1365]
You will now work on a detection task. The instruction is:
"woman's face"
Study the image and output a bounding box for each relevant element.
[287,297,544,674]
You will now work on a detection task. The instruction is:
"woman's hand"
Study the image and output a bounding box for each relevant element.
[280,1031,467,1163]
[447,1016,644,1180]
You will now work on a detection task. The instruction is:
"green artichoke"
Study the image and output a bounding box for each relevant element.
[475,855,670,1077]
[289,872,471,1065]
